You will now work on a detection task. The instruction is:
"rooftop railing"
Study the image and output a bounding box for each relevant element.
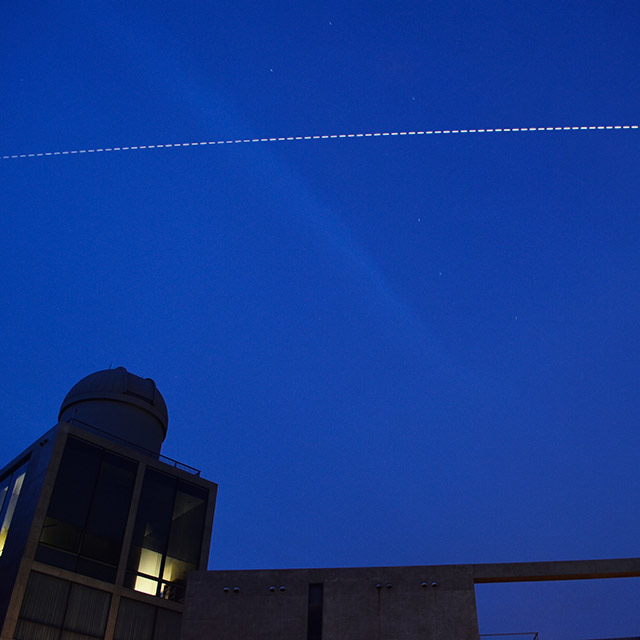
[67,417,201,476]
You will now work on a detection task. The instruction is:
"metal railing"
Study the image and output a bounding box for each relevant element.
[67,417,201,476]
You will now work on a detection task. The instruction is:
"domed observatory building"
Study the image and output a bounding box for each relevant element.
[0,368,217,640]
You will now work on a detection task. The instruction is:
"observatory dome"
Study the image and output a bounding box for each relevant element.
[59,367,168,454]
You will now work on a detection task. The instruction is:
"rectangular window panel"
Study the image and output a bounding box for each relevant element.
[39,437,137,581]
[165,482,207,567]
[79,531,121,567]
[137,548,163,578]
[40,518,83,554]
[39,438,101,558]
[81,453,136,565]
[0,462,28,556]
[75,557,117,583]
[46,438,102,532]
[161,556,193,584]
[35,545,78,572]
[127,469,175,596]
[0,476,10,516]
[128,469,175,560]
[127,471,208,601]
[133,574,159,597]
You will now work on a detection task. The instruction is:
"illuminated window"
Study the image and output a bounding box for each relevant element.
[126,469,207,602]
[0,460,29,556]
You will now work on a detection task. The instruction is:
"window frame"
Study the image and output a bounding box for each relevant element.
[0,458,29,556]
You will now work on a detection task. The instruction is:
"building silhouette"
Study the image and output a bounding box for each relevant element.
[0,367,216,640]
[2,368,639,640]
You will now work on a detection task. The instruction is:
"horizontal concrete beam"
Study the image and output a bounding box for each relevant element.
[472,558,640,583]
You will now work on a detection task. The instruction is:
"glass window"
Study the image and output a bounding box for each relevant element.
[165,482,207,573]
[137,548,163,579]
[127,469,175,597]
[40,439,102,555]
[38,437,136,582]
[35,545,78,572]
[82,452,138,565]
[75,558,117,583]
[0,460,29,556]
[127,470,208,602]
[0,476,10,516]
[130,469,175,556]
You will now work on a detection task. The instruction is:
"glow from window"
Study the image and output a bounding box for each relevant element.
[133,548,163,595]
[0,469,27,556]
[163,556,192,582]
[134,575,158,596]
[137,548,162,577]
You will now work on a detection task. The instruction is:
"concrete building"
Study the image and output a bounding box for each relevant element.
[181,560,640,640]
[2,367,639,640]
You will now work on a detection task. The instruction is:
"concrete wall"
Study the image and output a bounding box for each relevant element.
[182,558,640,640]
[182,565,480,640]
[472,558,640,583]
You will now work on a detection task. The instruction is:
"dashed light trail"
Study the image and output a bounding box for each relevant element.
[2,124,637,161]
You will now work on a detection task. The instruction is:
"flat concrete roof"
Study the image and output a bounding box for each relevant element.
[472,557,640,583]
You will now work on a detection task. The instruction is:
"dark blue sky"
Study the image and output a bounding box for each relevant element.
[2,1,639,637]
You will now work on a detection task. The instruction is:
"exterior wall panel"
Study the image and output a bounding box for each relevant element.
[182,566,480,640]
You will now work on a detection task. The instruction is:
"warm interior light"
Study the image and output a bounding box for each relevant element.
[137,548,162,577]
[0,471,26,556]
[133,548,163,595]
[134,575,159,596]
[163,556,192,582]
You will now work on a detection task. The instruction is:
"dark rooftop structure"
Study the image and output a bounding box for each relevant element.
[59,367,169,454]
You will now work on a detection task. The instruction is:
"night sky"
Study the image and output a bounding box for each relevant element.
[2,2,639,638]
